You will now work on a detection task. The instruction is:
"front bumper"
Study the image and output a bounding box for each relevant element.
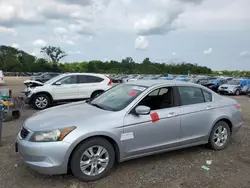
[20,91,32,105]
[16,133,71,175]
[24,97,31,104]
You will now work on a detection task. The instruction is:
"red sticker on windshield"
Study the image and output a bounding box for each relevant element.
[150,112,160,123]
[128,91,137,96]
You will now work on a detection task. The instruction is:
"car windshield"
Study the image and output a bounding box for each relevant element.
[227,80,241,85]
[89,84,147,111]
[209,79,217,83]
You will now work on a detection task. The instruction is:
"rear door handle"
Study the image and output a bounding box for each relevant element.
[167,112,177,117]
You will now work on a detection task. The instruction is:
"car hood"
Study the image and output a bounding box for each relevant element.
[23,80,44,87]
[219,84,238,89]
[24,101,113,131]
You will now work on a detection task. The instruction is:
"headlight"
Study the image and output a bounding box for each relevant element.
[30,126,76,142]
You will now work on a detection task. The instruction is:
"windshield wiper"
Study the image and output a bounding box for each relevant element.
[90,103,107,110]
[89,102,117,111]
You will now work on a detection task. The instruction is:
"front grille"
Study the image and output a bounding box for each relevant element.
[20,127,29,139]
[221,87,228,89]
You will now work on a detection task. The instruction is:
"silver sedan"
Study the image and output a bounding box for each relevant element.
[16,80,243,181]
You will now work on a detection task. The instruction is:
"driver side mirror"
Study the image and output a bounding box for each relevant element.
[55,81,61,86]
[135,105,151,115]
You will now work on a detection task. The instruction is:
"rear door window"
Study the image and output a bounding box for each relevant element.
[178,86,205,106]
[202,89,212,102]
[86,76,104,83]
[78,75,104,83]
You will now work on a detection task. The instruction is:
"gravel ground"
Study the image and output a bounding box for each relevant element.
[0,77,250,188]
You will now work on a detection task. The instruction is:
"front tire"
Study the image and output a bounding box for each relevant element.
[32,94,50,110]
[70,137,115,182]
[208,121,231,150]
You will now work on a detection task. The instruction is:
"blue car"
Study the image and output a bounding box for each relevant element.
[207,78,227,92]
[175,75,189,82]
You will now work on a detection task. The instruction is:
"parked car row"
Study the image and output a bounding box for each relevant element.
[16,79,243,181]
[21,73,250,110]
[110,74,250,96]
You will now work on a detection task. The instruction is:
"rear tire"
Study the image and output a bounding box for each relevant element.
[235,89,240,96]
[208,121,231,150]
[91,91,104,99]
[70,138,115,182]
[32,94,50,110]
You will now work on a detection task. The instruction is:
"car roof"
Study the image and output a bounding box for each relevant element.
[62,72,106,77]
[124,80,198,87]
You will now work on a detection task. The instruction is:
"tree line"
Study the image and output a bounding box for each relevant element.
[0,45,247,76]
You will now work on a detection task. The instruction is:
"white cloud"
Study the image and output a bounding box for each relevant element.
[172,52,177,56]
[239,51,250,57]
[0,4,15,19]
[177,0,250,31]
[204,48,212,55]
[135,36,149,50]
[54,27,68,34]
[0,26,17,35]
[54,0,93,6]
[68,50,83,54]
[134,10,182,35]
[66,40,74,45]
[133,0,207,36]
[0,3,44,27]
[33,39,47,46]
[11,43,19,48]
[68,21,95,36]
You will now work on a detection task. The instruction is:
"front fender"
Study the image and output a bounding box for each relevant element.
[64,130,123,166]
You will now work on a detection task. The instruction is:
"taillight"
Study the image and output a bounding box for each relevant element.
[234,104,241,110]
[108,79,113,85]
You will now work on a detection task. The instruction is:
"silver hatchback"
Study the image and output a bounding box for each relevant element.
[16,80,243,181]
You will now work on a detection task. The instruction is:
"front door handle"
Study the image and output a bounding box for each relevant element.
[167,112,177,117]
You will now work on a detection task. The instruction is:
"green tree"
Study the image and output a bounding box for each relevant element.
[0,45,219,75]
[3,56,22,72]
[0,45,19,68]
[41,46,67,64]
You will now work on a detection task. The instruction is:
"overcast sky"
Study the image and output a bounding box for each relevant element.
[0,0,250,70]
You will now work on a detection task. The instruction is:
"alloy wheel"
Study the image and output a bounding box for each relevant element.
[235,90,240,96]
[213,125,228,147]
[35,97,48,109]
[80,146,109,176]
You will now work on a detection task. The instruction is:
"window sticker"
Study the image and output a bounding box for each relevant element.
[128,91,137,96]
[132,86,146,91]
[120,132,134,141]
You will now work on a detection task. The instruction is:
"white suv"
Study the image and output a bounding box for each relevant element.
[24,73,113,110]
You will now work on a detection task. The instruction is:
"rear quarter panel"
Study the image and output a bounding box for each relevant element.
[210,96,242,134]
